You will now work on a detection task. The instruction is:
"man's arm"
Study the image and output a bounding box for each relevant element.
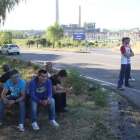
[124,52,134,58]
[29,82,41,103]
[15,90,26,102]
[52,85,70,94]
[1,89,9,104]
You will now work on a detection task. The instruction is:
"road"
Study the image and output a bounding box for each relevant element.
[8,48,140,107]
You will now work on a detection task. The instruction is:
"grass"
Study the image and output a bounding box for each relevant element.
[0,55,140,139]
[111,41,140,54]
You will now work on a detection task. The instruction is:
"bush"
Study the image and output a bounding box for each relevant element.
[65,69,86,95]
[89,84,110,106]
[32,63,40,70]
[117,42,120,46]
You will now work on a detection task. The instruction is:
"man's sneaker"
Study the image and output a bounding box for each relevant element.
[0,122,2,125]
[49,120,59,127]
[129,78,135,81]
[19,124,25,132]
[125,84,133,88]
[117,87,124,91]
[32,122,40,130]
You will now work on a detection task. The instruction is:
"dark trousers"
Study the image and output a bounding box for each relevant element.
[118,64,130,88]
[53,93,66,113]
[128,65,131,79]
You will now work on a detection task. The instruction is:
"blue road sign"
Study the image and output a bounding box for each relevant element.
[73,32,85,40]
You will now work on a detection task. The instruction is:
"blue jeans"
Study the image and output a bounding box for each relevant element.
[29,98,55,123]
[0,95,26,124]
[118,64,130,88]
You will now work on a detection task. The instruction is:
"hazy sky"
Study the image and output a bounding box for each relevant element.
[1,0,140,30]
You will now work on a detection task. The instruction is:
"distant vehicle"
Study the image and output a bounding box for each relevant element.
[0,44,20,55]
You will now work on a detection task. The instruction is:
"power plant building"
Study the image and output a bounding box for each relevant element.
[61,22,108,40]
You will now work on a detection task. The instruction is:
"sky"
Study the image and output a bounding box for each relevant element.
[1,0,140,31]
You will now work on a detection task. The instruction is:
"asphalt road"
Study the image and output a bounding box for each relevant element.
[8,48,140,107]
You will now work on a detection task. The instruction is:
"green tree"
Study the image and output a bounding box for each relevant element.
[26,40,35,48]
[0,31,12,44]
[35,38,41,48]
[46,22,64,49]
[40,38,47,47]
[0,0,25,24]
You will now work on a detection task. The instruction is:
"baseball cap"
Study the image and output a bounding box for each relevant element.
[10,69,20,77]
[44,62,52,66]
[2,64,11,71]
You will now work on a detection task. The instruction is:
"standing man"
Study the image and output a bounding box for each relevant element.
[117,37,134,90]
[0,69,27,132]
[49,69,71,117]
[0,64,11,83]
[29,69,59,130]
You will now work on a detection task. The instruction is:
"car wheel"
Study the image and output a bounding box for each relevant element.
[17,52,20,55]
[6,51,10,55]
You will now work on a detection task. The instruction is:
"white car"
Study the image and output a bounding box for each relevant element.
[0,44,20,55]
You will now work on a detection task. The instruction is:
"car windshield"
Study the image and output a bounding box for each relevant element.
[9,45,18,47]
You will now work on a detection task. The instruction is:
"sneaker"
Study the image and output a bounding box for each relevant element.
[0,122,2,125]
[117,87,124,91]
[49,120,59,127]
[129,78,135,81]
[19,124,25,132]
[125,84,133,88]
[32,122,40,130]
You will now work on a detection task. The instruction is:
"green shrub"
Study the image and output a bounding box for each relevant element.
[91,89,109,106]
[117,42,120,46]
[65,69,86,95]
[89,84,110,106]
[32,63,40,70]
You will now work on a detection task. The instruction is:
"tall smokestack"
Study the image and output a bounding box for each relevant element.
[56,0,59,24]
[79,6,81,27]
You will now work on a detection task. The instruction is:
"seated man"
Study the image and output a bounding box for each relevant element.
[0,69,27,132]
[44,62,52,78]
[49,69,71,116]
[0,64,11,83]
[29,69,59,130]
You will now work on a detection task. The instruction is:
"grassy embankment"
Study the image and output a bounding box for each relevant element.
[0,55,122,140]
[10,39,116,53]
[112,42,140,54]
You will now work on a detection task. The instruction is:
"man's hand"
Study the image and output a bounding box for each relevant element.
[65,88,71,92]
[39,100,48,106]
[3,98,9,104]
[47,98,51,105]
[8,100,15,105]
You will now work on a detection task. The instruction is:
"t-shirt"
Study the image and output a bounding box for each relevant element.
[120,44,132,64]
[29,76,52,103]
[49,75,61,86]
[0,71,10,83]
[4,78,27,98]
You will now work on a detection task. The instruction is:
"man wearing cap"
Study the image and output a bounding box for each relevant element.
[0,69,27,132]
[44,62,52,78]
[0,64,11,83]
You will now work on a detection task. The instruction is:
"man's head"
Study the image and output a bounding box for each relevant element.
[38,69,48,84]
[44,62,52,73]
[125,37,130,45]
[10,69,20,84]
[2,64,11,72]
[56,69,67,82]
[122,37,126,44]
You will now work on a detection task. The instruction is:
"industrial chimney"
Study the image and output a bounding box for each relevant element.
[79,6,81,27]
[56,0,59,24]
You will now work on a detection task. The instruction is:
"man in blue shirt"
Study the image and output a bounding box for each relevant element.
[0,69,27,132]
[29,69,59,130]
